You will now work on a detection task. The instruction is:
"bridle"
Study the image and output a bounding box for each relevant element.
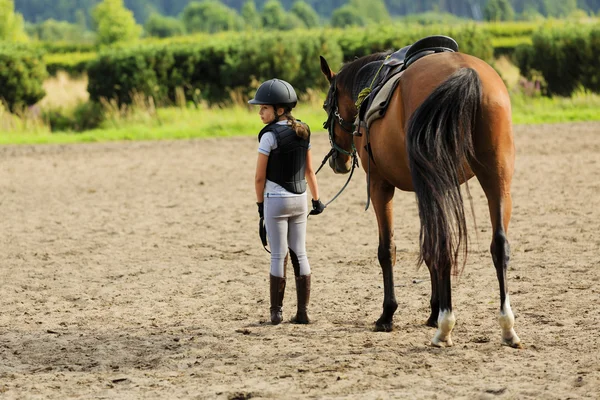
[314,78,360,207]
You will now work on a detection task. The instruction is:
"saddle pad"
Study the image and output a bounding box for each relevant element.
[363,71,404,129]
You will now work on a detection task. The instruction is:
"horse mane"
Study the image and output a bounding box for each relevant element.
[336,51,393,102]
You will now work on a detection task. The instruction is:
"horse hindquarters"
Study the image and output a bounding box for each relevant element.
[406,67,481,347]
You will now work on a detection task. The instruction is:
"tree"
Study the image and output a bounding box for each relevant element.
[261,0,287,30]
[27,19,84,41]
[349,0,391,23]
[181,1,244,34]
[290,1,320,28]
[144,12,184,37]
[330,5,367,27]
[241,0,262,29]
[92,0,142,45]
[484,0,515,20]
[0,0,28,42]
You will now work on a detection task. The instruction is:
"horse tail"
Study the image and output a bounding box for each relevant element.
[406,67,481,276]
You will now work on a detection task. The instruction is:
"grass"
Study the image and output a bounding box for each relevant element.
[511,92,600,124]
[0,102,328,145]
[2,94,599,145]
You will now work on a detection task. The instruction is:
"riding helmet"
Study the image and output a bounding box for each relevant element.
[248,79,297,109]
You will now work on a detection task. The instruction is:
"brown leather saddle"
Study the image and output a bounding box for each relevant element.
[355,35,459,128]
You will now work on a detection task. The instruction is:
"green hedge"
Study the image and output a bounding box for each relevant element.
[515,24,600,96]
[88,30,343,105]
[44,52,97,76]
[87,26,496,105]
[0,45,47,111]
[333,25,494,62]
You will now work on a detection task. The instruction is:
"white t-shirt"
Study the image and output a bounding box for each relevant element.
[258,121,310,198]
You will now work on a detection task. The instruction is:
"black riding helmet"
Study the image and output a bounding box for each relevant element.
[248,78,298,109]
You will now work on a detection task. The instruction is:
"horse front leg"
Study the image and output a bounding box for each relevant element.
[370,176,398,332]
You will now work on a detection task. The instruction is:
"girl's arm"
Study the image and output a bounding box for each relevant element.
[255,153,268,203]
[305,149,320,201]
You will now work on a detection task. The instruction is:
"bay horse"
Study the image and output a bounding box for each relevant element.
[319,44,522,348]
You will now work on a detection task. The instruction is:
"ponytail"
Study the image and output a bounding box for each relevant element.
[284,112,310,140]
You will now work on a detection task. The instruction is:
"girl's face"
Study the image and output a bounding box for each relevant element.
[259,105,283,124]
[259,105,275,124]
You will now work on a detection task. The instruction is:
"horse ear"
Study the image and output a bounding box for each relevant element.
[320,55,334,82]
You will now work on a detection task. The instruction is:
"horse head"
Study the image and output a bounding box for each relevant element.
[320,56,357,174]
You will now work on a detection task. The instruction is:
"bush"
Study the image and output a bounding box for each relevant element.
[144,13,185,38]
[86,30,343,105]
[515,25,600,96]
[0,45,47,111]
[42,101,105,132]
[45,52,96,76]
[333,25,494,63]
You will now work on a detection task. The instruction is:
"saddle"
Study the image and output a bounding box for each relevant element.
[355,35,459,132]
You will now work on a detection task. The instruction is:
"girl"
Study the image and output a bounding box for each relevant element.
[250,78,325,325]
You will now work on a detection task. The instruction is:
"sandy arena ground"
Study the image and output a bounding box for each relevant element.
[1,122,599,399]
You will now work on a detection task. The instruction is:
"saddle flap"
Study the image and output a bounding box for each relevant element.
[383,45,410,67]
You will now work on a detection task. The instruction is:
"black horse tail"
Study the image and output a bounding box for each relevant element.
[406,67,481,276]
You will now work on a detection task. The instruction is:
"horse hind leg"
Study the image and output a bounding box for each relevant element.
[476,165,522,348]
[430,259,456,347]
[424,258,440,327]
[491,209,522,348]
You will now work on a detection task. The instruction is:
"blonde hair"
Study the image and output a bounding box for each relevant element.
[283,110,310,139]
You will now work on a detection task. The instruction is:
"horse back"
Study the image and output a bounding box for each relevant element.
[365,52,514,191]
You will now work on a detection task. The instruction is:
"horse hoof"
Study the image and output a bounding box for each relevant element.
[425,318,438,328]
[374,319,394,332]
[431,337,453,348]
[502,336,523,349]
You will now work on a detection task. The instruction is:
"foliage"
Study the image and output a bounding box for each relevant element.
[86,30,343,105]
[25,19,89,42]
[44,52,97,76]
[0,0,28,42]
[12,0,600,25]
[290,1,321,28]
[348,0,391,23]
[395,11,468,24]
[144,12,185,37]
[92,0,142,45]
[4,91,600,144]
[330,5,368,28]
[241,0,262,29]
[331,24,494,62]
[261,0,288,30]
[0,45,47,111]
[181,0,244,34]
[515,24,600,96]
[484,0,515,21]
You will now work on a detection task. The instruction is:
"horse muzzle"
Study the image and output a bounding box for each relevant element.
[329,151,352,174]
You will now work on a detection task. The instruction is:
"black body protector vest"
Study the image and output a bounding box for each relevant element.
[258,122,310,194]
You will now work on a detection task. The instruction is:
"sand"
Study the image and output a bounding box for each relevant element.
[1,122,599,399]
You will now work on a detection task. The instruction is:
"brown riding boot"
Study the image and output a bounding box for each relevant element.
[269,274,286,325]
[292,274,311,324]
